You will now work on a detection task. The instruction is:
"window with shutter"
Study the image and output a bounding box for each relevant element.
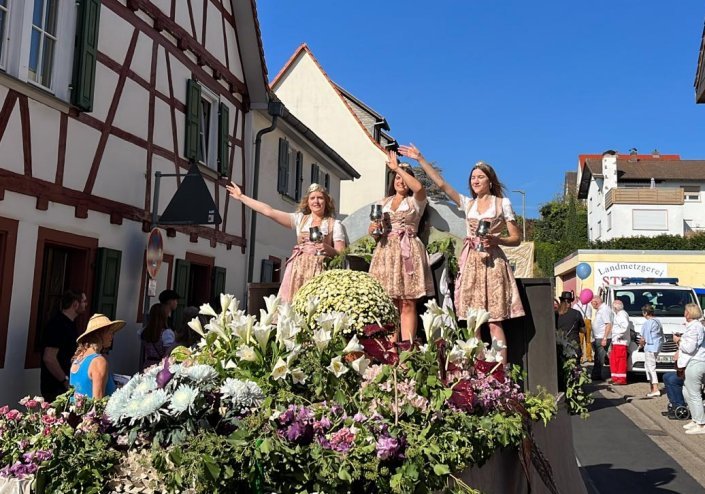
[185,79,202,161]
[311,164,320,185]
[277,138,289,194]
[294,151,303,200]
[173,259,191,329]
[211,266,226,307]
[71,0,101,111]
[93,247,121,319]
[324,173,330,191]
[260,259,274,283]
[217,103,230,177]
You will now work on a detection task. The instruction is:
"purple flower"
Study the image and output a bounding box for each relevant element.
[156,359,174,389]
[329,427,356,453]
[313,417,332,432]
[284,422,314,445]
[375,435,405,461]
[353,412,367,423]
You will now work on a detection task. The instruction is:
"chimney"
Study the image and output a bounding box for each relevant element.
[602,150,618,192]
[628,148,638,162]
[652,148,661,159]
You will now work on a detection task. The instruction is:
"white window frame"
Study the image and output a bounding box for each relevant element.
[0,0,10,69]
[632,209,668,231]
[198,85,220,171]
[683,185,700,202]
[607,211,612,231]
[2,0,76,100]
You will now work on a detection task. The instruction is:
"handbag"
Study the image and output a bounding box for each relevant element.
[676,366,686,380]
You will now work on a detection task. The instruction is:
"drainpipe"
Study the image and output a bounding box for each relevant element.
[247,100,286,283]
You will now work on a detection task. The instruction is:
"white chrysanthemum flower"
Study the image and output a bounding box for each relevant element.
[182,364,218,383]
[220,378,264,412]
[169,384,199,415]
[351,355,370,376]
[271,357,289,381]
[312,328,332,352]
[125,389,169,424]
[327,356,349,378]
[291,368,307,384]
[236,344,258,362]
[342,335,363,354]
[105,387,130,422]
[132,375,158,396]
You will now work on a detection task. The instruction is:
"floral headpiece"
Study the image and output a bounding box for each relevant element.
[308,183,327,194]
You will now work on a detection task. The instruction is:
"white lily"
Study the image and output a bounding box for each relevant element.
[327,356,349,378]
[223,359,238,369]
[305,296,321,316]
[260,308,276,326]
[231,315,254,343]
[235,345,257,362]
[271,357,290,381]
[447,344,465,364]
[331,312,349,335]
[187,317,205,337]
[291,368,307,384]
[252,323,273,351]
[316,313,336,332]
[467,308,491,333]
[312,328,332,352]
[204,319,228,340]
[424,299,444,316]
[220,294,234,315]
[421,311,438,343]
[350,355,370,376]
[342,335,364,354]
[263,294,281,316]
[457,337,482,358]
[199,303,218,318]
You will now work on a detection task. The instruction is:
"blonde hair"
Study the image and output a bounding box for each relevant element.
[297,183,336,217]
[72,331,105,362]
[685,303,703,320]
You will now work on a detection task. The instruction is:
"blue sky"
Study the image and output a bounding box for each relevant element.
[257,1,705,218]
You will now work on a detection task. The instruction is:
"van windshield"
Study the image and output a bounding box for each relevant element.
[613,288,696,317]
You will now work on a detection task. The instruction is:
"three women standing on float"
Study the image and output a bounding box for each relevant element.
[398,144,525,362]
[368,151,434,342]
[226,181,346,303]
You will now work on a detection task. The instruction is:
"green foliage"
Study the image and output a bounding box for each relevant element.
[591,232,705,250]
[427,237,459,277]
[533,195,589,276]
[348,236,377,264]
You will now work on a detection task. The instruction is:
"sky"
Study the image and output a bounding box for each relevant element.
[256,1,705,218]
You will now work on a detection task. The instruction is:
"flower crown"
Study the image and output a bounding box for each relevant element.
[308,183,327,194]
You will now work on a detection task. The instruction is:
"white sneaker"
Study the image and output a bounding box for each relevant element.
[685,424,705,435]
[684,421,699,430]
[646,391,660,398]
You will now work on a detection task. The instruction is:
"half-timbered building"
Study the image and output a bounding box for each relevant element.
[0,0,269,404]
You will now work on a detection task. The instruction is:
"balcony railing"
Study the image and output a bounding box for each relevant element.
[605,187,684,209]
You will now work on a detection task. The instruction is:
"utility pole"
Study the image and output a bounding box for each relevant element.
[512,190,526,241]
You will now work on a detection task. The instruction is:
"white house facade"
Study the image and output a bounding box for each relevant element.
[0,0,270,405]
[270,44,394,216]
[577,152,705,242]
[249,104,359,284]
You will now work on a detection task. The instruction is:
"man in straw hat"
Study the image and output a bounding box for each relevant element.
[69,314,126,399]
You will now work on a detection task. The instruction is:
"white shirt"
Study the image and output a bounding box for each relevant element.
[592,303,613,340]
[289,213,346,243]
[677,319,705,368]
[458,194,516,221]
[611,310,630,346]
[380,196,427,215]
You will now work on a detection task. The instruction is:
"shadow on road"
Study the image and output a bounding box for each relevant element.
[584,464,683,493]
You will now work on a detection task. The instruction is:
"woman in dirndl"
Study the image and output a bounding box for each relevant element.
[368,150,434,342]
[226,182,346,303]
[398,144,524,361]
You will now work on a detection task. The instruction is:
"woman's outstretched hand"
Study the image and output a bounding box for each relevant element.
[398,143,422,161]
[226,182,243,200]
[386,150,400,172]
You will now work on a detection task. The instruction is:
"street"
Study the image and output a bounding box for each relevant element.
[573,380,705,493]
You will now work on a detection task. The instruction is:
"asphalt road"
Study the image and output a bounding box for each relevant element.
[572,384,705,494]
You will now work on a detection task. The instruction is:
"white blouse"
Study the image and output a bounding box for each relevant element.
[458,194,516,221]
[379,196,427,214]
[289,213,346,243]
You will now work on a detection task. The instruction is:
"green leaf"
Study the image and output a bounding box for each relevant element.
[338,465,352,482]
[203,455,221,481]
[259,437,273,454]
[433,463,451,476]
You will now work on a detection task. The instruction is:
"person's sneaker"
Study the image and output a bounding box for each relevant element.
[683,421,699,430]
[646,391,660,398]
[685,424,705,435]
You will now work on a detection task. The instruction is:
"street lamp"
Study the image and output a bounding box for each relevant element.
[512,190,526,242]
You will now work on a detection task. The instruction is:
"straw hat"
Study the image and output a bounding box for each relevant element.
[77,314,126,343]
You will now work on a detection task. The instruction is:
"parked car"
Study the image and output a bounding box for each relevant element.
[601,278,701,377]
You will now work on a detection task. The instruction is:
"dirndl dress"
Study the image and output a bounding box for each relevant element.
[454,195,525,322]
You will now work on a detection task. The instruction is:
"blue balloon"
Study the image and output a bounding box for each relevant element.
[576,263,592,280]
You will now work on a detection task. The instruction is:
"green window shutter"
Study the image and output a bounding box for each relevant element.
[277,138,289,194]
[211,266,226,306]
[92,247,121,319]
[260,260,273,282]
[173,259,191,329]
[217,103,230,176]
[185,79,202,161]
[311,164,320,185]
[71,0,102,112]
[294,151,303,200]
[324,172,330,191]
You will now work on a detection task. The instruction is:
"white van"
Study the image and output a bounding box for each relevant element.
[601,278,701,376]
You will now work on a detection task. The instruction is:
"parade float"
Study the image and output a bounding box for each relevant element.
[0,271,565,494]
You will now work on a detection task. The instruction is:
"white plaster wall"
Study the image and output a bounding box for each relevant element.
[112,78,150,139]
[130,31,154,83]
[92,64,120,123]
[605,204,683,241]
[27,100,61,183]
[204,2,225,62]
[91,136,147,207]
[273,53,387,215]
[249,112,348,282]
[97,7,131,66]
[0,102,25,175]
